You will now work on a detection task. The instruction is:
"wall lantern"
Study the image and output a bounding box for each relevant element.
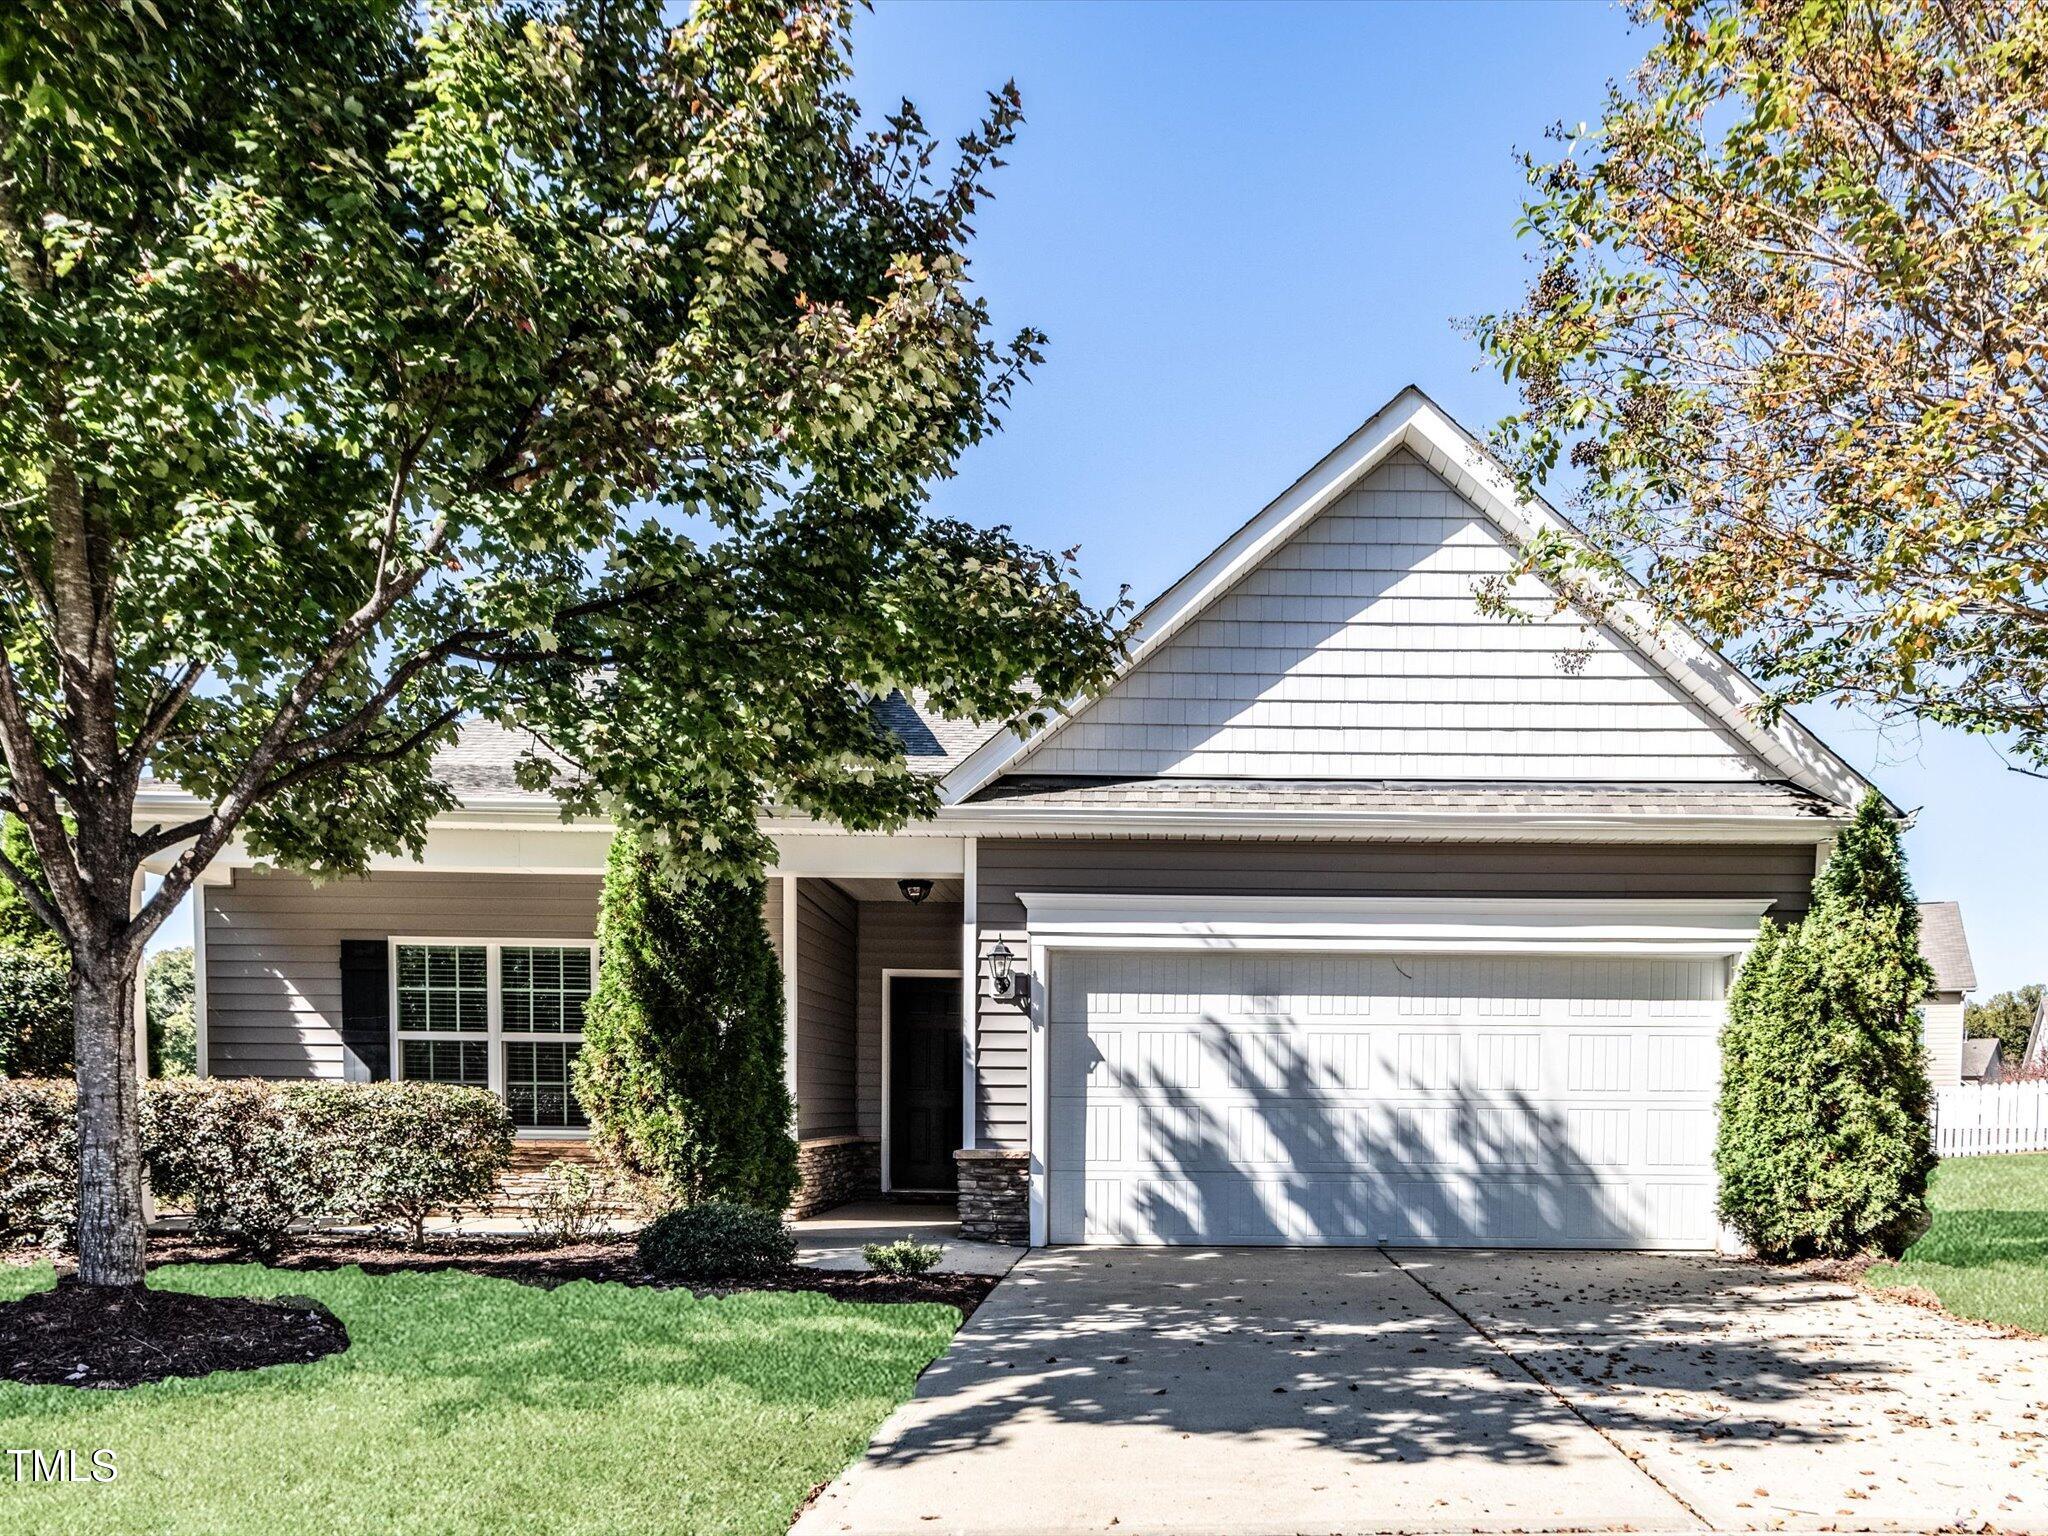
[988,939,1030,1007]
[896,879,934,905]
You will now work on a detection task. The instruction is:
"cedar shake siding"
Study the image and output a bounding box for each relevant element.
[202,868,600,1081]
[967,837,1815,1148]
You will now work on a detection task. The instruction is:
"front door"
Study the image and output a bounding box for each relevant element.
[888,974,963,1190]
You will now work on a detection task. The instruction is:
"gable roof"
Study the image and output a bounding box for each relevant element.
[940,387,1876,812]
[1916,901,1978,994]
[1962,1037,2004,1080]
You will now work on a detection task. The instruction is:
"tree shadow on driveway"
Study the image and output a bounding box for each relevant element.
[866,1246,1883,1471]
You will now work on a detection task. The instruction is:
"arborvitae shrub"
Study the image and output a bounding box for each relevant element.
[574,837,797,1212]
[1716,793,1936,1259]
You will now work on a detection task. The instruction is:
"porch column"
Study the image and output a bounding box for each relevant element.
[780,874,800,1123]
[960,837,978,1151]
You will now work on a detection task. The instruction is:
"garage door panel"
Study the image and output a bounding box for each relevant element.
[1048,949,1724,1248]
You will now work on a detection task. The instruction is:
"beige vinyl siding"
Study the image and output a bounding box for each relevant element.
[203,868,600,1081]
[853,899,961,1138]
[1025,451,1768,782]
[1923,993,1966,1089]
[969,836,1814,1147]
[795,881,857,1139]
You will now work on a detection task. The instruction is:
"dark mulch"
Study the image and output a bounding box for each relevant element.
[0,1276,348,1389]
[140,1232,1001,1315]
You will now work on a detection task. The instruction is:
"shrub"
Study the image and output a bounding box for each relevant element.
[862,1237,942,1277]
[145,1079,513,1256]
[575,837,797,1210]
[1717,792,1937,1260]
[145,945,198,1078]
[637,1202,795,1283]
[0,1078,77,1249]
[144,1079,336,1260]
[0,817,70,1079]
[296,1082,513,1246]
[1,1078,516,1258]
[525,1158,605,1248]
[0,946,71,1079]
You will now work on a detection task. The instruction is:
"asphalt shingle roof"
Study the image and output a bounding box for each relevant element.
[961,776,1840,820]
[1917,901,1977,994]
[424,692,999,802]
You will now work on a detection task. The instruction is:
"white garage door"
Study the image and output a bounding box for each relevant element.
[1047,949,1725,1248]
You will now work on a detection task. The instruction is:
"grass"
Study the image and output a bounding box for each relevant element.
[1866,1152,2048,1333]
[0,1263,959,1536]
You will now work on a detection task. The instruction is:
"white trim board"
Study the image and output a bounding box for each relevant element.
[877,967,966,1195]
[1014,892,1772,956]
[943,386,1875,811]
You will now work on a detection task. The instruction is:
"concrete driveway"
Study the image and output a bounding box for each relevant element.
[793,1247,2048,1536]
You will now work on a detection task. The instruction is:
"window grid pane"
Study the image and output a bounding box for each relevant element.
[395,944,488,1034]
[501,946,592,1036]
[504,1041,587,1129]
[401,1038,488,1087]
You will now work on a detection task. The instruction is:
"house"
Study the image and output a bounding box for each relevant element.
[1961,1037,2005,1085]
[136,387,1883,1250]
[1916,901,1978,1088]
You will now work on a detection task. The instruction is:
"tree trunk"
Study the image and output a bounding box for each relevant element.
[72,953,145,1288]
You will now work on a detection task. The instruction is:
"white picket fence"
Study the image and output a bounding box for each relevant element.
[1934,1079,2048,1157]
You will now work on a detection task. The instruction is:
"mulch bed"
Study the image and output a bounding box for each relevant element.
[141,1231,1002,1314]
[0,1276,348,1390]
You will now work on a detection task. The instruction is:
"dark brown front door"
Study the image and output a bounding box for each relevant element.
[888,974,963,1190]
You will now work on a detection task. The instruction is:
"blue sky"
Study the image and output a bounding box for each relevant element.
[153,1,2044,1000]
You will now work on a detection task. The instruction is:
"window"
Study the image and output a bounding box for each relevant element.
[392,940,597,1131]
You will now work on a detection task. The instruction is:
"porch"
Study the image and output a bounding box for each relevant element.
[765,872,977,1219]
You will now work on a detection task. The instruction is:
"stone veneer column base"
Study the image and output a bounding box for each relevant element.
[953,1148,1030,1244]
[790,1135,880,1220]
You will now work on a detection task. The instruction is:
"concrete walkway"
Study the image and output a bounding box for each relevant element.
[794,1200,1023,1277]
[794,1247,2048,1536]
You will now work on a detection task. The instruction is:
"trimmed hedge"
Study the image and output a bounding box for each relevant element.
[638,1203,795,1283]
[291,1081,515,1246]
[0,1079,76,1249]
[0,1078,513,1256]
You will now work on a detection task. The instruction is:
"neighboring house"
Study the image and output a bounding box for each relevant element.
[1961,1037,2005,1085]
[2030,999,2048,1074]
[137,387,1883,1250]
[1917,901,1977,1089]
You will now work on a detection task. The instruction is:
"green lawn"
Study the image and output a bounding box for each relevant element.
[0,1264,958,1536]
[1866,1151,2048,1333]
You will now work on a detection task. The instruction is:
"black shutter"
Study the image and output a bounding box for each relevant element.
[339,940,391,1081]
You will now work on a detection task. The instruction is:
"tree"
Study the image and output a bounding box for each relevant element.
[1965,983,2043,1065]
[0,0,1125,1288]
[575,836,796,1211]
[1716,792,1936,1258]
[1474,0,2048,766]
[144,946,197,1078]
